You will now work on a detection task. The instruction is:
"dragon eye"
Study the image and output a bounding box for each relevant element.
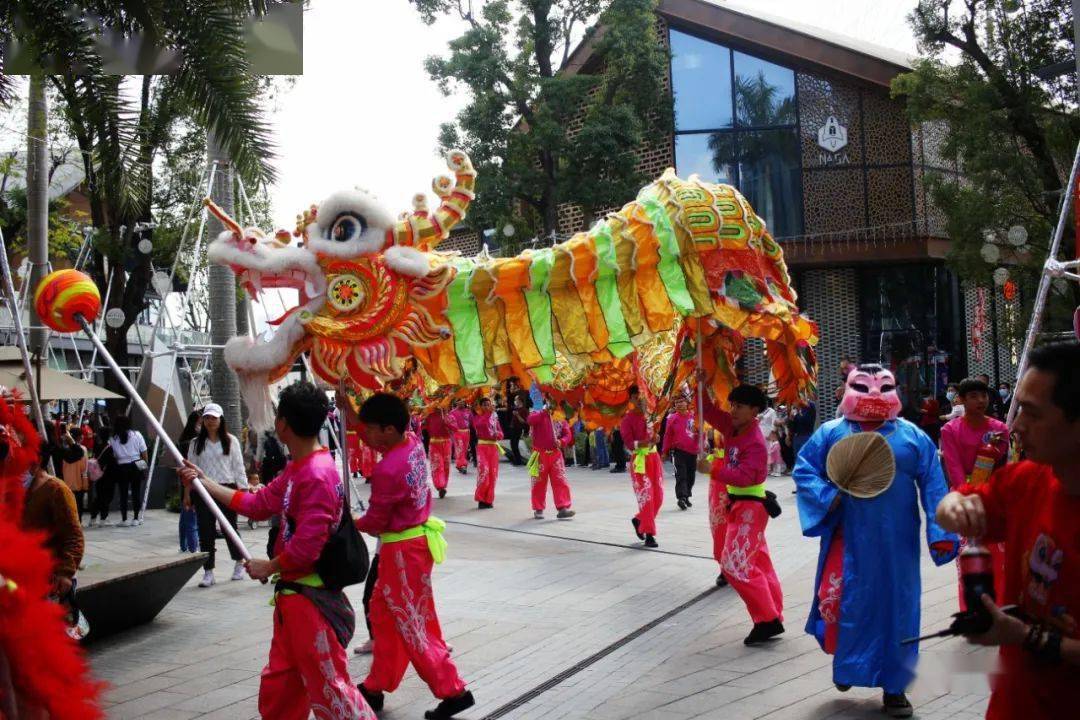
[880,384,896,393]
[329,213,367,243]
[851,383,869,393]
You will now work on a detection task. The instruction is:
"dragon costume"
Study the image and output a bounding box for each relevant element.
[207,150,817,426]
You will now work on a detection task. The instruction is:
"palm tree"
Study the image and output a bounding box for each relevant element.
[1,1,277,408]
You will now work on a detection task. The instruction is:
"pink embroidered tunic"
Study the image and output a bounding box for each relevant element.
[528,411,571,451]
[703,401,767,489]
[662,411,699,455]
[448,408,471,433]
[355,435,433,536]
[424,412,451,439]
[472,411,503,441]
[620,411,651,450]
[228,448,342,580]
[940,415,1009,489]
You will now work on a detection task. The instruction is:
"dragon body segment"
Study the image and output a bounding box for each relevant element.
[207,151,817,428]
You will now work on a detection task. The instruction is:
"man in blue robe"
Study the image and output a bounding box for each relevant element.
[794,364,958,718]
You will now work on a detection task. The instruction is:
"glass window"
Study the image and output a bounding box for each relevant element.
[675,132,736,186]
[733,51,796,127]
[670,30,732,131]
[737,129,802,238]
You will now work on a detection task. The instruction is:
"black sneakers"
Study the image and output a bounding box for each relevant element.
[478,501,494,509]
[424,690,476,719]
[715,573,728,588]
[631,517,644,540]
[743,619,785,646]
[676,498,688,510]
[438,488,447,499]
[883,692,913,718]
[644,535,658,548]
[357,684,384,712]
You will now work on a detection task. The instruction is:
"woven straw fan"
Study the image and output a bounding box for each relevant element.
[825,432,896,499]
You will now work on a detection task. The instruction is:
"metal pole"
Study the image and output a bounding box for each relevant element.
[138,348,180,517]
[0,229,48,438]
[74,314,250,559]
[1006,139,1080,426]
[696,320,705,453]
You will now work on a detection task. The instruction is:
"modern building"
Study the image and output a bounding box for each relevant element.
[543,0,1022,416]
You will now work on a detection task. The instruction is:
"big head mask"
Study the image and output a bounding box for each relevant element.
[839,364,901,422]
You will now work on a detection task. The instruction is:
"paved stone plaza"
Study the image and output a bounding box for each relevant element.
[85,461,993,719]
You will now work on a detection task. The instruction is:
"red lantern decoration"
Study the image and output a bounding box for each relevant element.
[1003,280,1018,301]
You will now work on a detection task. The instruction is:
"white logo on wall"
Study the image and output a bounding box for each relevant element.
[817,116,848,152]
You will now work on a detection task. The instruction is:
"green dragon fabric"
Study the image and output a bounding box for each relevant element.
[590,225,633,358]
[446,258,487,384]
[524,249,557,376]
[639,196,694,316]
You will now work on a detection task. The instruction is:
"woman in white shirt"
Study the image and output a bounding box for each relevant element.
[108,415,148,526]
[185,403,248,587]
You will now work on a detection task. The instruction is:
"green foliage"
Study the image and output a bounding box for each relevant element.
[415,0,671,237]
[892,0,1079,324]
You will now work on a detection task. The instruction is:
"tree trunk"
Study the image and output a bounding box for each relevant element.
[207,131,242,433]
[26,76,48,355]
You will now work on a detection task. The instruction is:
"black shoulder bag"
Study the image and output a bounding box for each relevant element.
[315,493,369,592]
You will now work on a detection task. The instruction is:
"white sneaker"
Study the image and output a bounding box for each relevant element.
[98,519,113,528]
[134,518,144,526]
[231,562,246,581]
[88,518,97,528]
[533,510,544,520]
[198,570,215,587]
[353,639,374,655]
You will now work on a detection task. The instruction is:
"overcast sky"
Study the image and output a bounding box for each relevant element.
[267,0,922,231]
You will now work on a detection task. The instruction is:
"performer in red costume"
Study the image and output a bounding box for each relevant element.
[345,427,362,478]
[354,393,475,720]
[447,400,471,475]
[526,397,576,520]
[0,391,102,720]
[703,384,785,645]
[621,386,663,548]
[472,397,503,509]
[180,381,373,720]
[423,408,452,499]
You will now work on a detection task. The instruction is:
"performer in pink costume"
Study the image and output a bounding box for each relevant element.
[354,393,475,720]
[472,397,503,509]
[621,386,663,548]
[179,381,374,720]
[663,394,699,510]
[423,408,452,498]
[526,398,576,520]
[447,400,472,474]
[939,376,1009,610]
[703,385,785,645]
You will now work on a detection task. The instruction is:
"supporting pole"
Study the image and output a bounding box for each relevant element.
[0,229,48,438]
[75,314,250,559]
[696,319,705,453]
[1006,139,1080,426]
[138,348,180,517]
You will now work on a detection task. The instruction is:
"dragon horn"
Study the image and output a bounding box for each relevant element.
[389,150,476,251]
[203,197,244,238]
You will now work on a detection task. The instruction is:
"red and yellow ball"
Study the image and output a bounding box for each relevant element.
[33,269,101,333]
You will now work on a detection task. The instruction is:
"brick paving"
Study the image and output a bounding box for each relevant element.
[85,460,993,719]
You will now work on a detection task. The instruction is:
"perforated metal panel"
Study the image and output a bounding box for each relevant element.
[800,268,861,419]
[961,282,1020,385]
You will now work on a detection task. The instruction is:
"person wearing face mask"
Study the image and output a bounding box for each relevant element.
[997,381,1013,416]
[940,383,964,422]
[793,364,958,717]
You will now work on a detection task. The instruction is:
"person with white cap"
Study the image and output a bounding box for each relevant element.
[184,402,248,586]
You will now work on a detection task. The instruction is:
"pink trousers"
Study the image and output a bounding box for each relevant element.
[429,439,451,491]
[362,537,467,699]
[721,500,784,624]
[630,451,664,536]
[260,594,374,720]
[474,443,500,505]
[453,430,470,471]
[531,449,573,511]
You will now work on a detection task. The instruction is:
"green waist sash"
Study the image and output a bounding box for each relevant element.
[632,445,658,473]
[726,483,766,498]
[381,517,447,564]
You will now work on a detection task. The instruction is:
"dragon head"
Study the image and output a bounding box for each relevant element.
[206,150,476,428]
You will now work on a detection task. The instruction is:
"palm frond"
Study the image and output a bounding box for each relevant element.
[166,3,277,187]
